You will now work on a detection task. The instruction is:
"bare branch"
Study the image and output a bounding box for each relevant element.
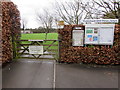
[55,0,86,25]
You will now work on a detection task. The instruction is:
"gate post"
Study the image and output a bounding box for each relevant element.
[12,36,15,59]
[58,32,62,63]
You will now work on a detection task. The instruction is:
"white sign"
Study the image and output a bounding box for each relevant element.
[74,27,82,29]
[29,46,43,54]
[83,19,118,23]
[85,24,115,45]
[73,30,84,46]
[29,40,43,41]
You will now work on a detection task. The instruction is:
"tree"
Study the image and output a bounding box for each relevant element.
[93,0,120,23]
[80,0,120,24]
[102,11,118,19]
[36,9,54,39]
[55,0,87,25]
[21,17,27,30]
[80,0,103,19]
[94,0,120,23]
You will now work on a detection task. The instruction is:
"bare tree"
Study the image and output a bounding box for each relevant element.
[81,0,120,23]
[55,0,87,25]
[80,0,103,19]
[93,0,120,23]
[36,9,54,39]
[21,17,27,31]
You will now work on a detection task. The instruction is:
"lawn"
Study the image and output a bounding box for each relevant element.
[16,33,59,60]
[21,33,58,40]
[20,33,59,51]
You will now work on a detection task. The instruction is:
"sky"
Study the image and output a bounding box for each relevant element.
[11,0,69,29]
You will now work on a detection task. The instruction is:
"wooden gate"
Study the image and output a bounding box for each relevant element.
[16,39,59,61]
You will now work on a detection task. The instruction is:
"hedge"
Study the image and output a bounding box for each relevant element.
[58,24,120,65]
[1,1,20,64]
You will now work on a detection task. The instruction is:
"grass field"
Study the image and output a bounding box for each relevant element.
[20,33,58,50]
[21,33,58,40]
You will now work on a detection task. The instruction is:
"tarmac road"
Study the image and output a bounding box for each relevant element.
[2,59,54,88]
[2,59,119,89]
[55,63,119,88]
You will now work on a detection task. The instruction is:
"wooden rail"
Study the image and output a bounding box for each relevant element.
[16,39,59,61]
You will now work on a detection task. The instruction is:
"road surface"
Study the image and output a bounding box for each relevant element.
[2,59,119,89]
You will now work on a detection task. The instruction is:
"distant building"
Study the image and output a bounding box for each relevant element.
[21,30,33,34]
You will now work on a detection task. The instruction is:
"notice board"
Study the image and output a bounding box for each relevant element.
[72,30,84,46]
[85,24,115,45]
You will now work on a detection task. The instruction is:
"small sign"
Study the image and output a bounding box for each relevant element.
[89,38,92,41]
[94,29,98,34]
[83,19,118,23]
[58,21,64,26]
[29,46,43,54]
[86,30,93,33]
[93,36,98,41]
[87,35,92,38]
[74,27,82,29]
[29,40,43,41]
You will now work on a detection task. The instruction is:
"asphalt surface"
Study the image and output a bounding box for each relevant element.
[2,59,119,88]
[2,59,54,88]
[56,64,119,88]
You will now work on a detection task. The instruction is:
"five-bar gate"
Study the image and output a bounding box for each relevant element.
[16,39,59,61]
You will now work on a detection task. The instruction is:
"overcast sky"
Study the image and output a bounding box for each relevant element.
[11,0,70,29]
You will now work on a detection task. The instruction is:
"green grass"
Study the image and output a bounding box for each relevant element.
[21,33,58,40]
[20,33,59,53]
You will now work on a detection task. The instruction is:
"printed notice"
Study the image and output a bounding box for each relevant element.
[99,27,114,45]
[86,30,93,33]
[29,46,43,54]
[73,30,84,46]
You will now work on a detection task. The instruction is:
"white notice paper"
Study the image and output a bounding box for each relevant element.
[99,27,114,45]
[73,30,84,46]
[29,46,43,54]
